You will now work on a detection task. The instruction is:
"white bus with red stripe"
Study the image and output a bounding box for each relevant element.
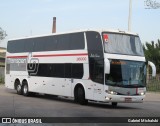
[5,29,156,106]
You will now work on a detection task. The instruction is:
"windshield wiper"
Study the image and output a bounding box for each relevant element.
[115,83,123,87]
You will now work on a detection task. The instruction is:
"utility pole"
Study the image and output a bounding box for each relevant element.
[128,0,132,31]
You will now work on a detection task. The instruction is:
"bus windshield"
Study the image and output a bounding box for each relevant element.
[102,33,144,56]
[105,60,147,88]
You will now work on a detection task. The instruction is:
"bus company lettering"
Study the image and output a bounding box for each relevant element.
[7,58,27,64]
[77,57,86,61]
[90,53,100,58]
[28,58,39,75]
[111,61,126,65]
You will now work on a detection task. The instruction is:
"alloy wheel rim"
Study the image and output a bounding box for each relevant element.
[17,85,21,92]
[23,85,28,94]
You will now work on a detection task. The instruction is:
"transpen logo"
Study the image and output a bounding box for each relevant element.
[28,58,39,75]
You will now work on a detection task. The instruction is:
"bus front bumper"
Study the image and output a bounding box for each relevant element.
[105,94,145,103]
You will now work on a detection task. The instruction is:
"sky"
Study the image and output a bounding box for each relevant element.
[0,0,160,47]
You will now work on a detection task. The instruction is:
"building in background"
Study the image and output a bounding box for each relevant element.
[0,47,6,67]
[0,47,5,83]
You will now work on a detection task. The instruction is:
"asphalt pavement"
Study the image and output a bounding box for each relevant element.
[0,84,160,126]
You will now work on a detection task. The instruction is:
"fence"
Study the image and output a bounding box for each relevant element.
[147,74,160,92]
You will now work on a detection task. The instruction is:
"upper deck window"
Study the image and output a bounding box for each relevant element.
[7,32,85,53]
[102,33,144,56]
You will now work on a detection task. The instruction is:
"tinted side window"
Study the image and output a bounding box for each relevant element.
[72,64,83,79]
[57,35,70,50]
[24,39,34,52]
[44,36,58,51]
[38,64,49,77]
[65,64,72,78]
[7,41,15,53]
[70,33,85,50]
[31,64,64,78]
[49,64,56,77]
[7,40,25,53]
[86,31,102,51]
[34,37,45,52]
[28,63,84,79]
[7,32,85,53]
[55,64,64,78]
[91,60,104,84]
[16,40,25,52]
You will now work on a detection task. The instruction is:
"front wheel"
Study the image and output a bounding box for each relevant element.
[22,82,29,96]
[77,87,88,105]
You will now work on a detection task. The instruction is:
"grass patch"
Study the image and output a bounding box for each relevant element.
[147,80,160,92]
[0,76,4,84]
[0,62,5,67]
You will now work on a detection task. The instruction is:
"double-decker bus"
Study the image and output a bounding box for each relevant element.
[5,29,156,106]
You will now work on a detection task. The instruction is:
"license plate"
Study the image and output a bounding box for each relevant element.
[125,98,132,102]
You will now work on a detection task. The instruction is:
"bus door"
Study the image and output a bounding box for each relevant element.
[86,31,105,101]
[92,63,104,101]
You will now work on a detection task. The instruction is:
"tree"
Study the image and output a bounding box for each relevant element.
[0,27,7,40]
[143,40,160,74]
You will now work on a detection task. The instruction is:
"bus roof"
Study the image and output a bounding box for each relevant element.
[8,29,139,41]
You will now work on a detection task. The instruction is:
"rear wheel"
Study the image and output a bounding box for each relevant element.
[15,81,22,95]
[22,81,29,96]
[77,87,88,105]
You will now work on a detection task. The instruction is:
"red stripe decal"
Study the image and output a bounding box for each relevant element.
[7,56,28,58]
[7,53,88,58]
[33,53,88,57]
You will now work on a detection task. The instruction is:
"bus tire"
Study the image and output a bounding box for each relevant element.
[77,86,88,105]
[15,80,22,95]
[22,81,29,96]
[112,102,118,107]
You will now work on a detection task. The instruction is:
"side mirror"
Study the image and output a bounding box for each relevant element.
[105,58,110,74]
[148,61,156,77]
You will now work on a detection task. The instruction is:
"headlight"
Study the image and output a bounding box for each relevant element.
[106,90,117,95]
[140,92,145,96]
